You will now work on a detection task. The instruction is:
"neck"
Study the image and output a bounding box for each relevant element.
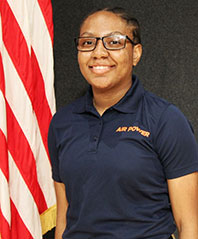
[92,82,132,116]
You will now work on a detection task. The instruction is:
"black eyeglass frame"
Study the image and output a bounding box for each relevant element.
[74,35,137,52]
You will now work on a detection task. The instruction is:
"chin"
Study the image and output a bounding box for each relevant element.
[90,81,113,91]
[89,76,112,86]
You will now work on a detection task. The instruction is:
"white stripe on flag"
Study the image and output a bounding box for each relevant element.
[0,90,6,136]
[9,152,42,239]
[6,0,31,53]
[0,169,10,226]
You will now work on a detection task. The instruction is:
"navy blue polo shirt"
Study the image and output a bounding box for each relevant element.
[48,76,198,239]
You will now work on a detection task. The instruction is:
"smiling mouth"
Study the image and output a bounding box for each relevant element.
[89,65,115,74]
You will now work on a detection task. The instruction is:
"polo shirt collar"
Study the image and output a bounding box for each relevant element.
[73,75,145,114]
[113,75,145,113]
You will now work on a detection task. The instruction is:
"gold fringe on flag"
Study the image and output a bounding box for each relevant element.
[172,234,176,239]
[40,204,56,235]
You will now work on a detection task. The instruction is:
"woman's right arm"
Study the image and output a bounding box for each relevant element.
[54,181,68,239]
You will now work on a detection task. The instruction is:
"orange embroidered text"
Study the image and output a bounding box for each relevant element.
[116,126,150,137]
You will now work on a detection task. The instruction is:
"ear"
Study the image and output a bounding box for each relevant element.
[132,44,142,66]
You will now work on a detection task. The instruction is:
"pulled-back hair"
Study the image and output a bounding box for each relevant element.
[79,7,141,45]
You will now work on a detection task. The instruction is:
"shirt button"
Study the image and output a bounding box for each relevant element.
[94,136,98,141]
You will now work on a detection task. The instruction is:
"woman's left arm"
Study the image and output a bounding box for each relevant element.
[168,172,198,239]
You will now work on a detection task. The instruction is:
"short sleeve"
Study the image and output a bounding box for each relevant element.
[154,105,198,179]
[48,120,62,182]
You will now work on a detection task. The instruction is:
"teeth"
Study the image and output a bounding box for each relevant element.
[92,66,110,69]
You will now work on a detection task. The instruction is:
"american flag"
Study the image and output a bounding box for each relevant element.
[0,0,56,238]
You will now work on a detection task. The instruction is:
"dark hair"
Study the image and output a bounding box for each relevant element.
[79,7,141,44]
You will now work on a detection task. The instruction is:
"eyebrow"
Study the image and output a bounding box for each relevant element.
[80,31,125,37]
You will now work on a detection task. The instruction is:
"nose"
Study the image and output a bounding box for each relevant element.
[92,39,109,58]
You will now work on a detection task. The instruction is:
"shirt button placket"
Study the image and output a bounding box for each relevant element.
[92,118,103,153]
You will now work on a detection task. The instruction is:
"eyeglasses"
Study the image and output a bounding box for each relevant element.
[74,34,136,52]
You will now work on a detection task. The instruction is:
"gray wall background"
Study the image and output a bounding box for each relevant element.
[44,0,198,237]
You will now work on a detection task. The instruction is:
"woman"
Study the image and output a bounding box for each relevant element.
[48,7,198,239]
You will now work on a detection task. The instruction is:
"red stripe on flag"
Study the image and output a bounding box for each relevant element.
[0,208,10,239]
[0,52,5,94]
[10,201,32,239]
[6,101,48,214]
[0,130,8,180]
[37,0,54,43]
[0,52,8,179]
[0,1,52,157]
